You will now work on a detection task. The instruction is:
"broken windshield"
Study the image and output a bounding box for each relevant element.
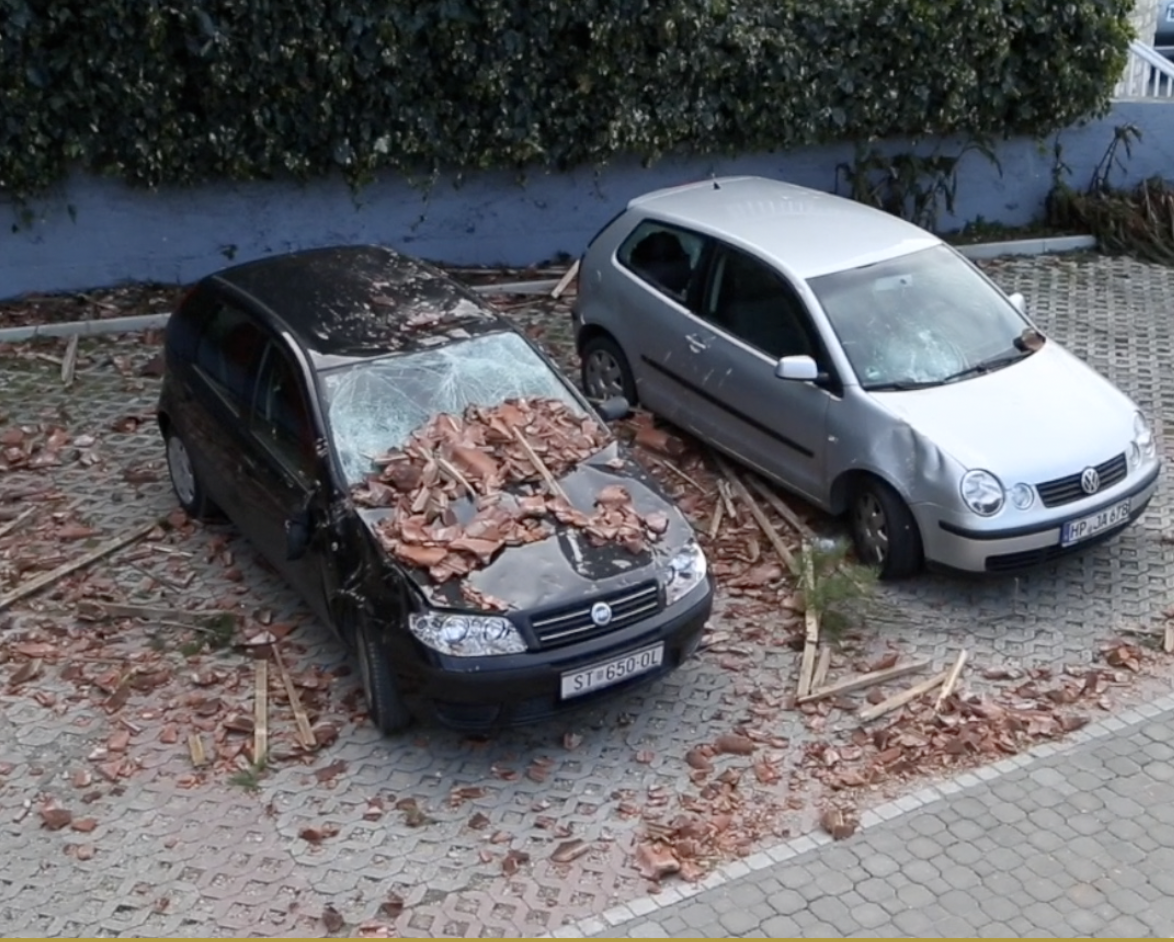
[322,331,587,486]
[808,246,1036,390]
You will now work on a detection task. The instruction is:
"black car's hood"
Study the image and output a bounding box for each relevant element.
[357,442,694,612]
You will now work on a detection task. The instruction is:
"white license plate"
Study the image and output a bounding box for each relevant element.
[560,644,665,699]
[1061,498,1131,547]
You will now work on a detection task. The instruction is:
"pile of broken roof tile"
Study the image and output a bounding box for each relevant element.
[353,397,669,590]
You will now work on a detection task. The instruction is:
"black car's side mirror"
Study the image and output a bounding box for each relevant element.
[285,504,314,561]
[595,395,632,422]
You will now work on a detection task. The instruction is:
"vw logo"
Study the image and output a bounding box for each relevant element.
[590,601,613,627]
[1080,467,1100,495]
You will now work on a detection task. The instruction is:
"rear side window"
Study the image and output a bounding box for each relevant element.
[167,284,215,362]
[617,220,707,304]
[195,303,266,408]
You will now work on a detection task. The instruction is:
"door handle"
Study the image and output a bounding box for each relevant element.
[685,333,709,353]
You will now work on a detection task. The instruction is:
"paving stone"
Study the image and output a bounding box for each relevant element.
[7,250,1174,940]
[717,909,761,936]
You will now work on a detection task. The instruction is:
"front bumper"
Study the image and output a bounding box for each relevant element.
[915,463,1161,574]
[393,581,713,730]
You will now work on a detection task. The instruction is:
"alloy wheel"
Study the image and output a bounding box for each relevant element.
[584,348,626,399]
[166,434,197,507]
[854,491,889,565]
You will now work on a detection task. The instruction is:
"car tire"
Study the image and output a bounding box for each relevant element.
[353,612,413,735]
[849,477,923,580]
[580,334,638,406]
[164,427,218,521]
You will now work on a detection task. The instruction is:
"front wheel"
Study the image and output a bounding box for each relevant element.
[849,477,923,580]
[353,612,412,735]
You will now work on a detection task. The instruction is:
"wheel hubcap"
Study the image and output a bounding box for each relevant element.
[854,492,889,564]
[166,435,197,506]
[584,349,625,399]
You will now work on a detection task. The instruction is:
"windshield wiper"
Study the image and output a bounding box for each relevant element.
[935,348,1030,385]
[863,379,945,392]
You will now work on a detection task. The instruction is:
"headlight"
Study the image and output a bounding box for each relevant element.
[1133,412,1157,462]
[1008,482,1035,511]
[960,469,1004,516]
[409,612,526,657]
[663,541,708,606]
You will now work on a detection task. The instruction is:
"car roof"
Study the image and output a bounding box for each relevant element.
[627,176,942,279]
[209,244,504,360]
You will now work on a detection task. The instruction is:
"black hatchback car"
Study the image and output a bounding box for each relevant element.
[158,245,712,732]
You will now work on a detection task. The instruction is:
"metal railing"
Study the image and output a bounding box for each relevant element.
[1114,39,1174,99]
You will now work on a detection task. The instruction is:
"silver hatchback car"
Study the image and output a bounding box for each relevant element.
[574,177,1162,578]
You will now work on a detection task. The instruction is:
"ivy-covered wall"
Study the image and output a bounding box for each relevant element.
[2,101,1173,299]
[0,0,1133,201]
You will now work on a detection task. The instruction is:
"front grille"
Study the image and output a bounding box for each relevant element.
[529,580,662,648]
[1036,453,1127,508]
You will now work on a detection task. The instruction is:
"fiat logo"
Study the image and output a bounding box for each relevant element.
[1080,467,1100,494]
[590,601,613,627]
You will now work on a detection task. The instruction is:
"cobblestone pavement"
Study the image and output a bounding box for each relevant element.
[582,693,1174,938]
[0,254,1172,937]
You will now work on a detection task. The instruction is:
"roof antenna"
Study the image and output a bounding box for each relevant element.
[712,174,721,190]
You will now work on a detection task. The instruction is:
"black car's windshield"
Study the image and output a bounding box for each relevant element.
[807,245,1037,390]
[322,331,586,485]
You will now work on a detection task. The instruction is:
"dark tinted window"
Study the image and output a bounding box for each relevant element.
[167,284,215,362]
[617,220,706,304]
[703,247,814,359]
[253,344,315,476]
[195,303,266,406]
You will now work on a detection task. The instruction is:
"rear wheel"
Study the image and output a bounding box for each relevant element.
[353,612,412,735]
[580,334,638,406]
[849,477,923,580]
[164,428,218,521]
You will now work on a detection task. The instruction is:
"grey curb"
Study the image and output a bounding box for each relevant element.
[0,313,170,343]
[0,240,1095,344]
[543,696,1150,939]
[956,234,1097,260]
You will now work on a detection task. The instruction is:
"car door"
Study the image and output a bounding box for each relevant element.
[677,244,834,503]
[607,219,713,424]
[185,297,268,524]
[233,337,332,625]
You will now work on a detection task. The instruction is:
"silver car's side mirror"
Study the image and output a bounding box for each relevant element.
[1008,292,1026,314]
[775,355,820,382]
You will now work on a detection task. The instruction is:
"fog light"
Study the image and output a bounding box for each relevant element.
[1009,483,1035,511]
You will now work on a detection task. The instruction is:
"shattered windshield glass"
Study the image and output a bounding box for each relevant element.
[322,331,586,485]
[808,246,1035,390]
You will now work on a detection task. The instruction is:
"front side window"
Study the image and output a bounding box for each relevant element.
[253,344,316,477]
[808,245,1036,390]
[195,302,266,407]
[617,220,707,304]
[703,246,815,360]
[321,331,591,486]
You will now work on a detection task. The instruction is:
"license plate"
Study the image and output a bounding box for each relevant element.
[1061,498,1131,547]
[560,644,665,699]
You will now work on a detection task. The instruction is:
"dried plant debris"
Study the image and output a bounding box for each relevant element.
[354,397,668,590]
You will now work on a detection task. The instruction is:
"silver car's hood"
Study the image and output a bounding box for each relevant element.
[871,342,1138,480]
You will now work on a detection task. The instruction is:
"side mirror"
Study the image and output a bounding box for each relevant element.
[1008,292,1026,314]
[775,355,820,382]
[285,505,313,561]
[595,395,632,422]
